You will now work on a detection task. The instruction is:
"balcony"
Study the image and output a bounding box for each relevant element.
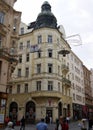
[62,64,69,74]
[62,77,71,88]
[30,91,62,99]
[0,48,18,64]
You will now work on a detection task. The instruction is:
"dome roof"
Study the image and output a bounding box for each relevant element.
[34,1,57,29]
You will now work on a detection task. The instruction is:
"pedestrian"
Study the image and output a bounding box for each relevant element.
[55,116,63,130]
[5,116,10,126]
[36,118,48,130]
[49,116,52,124]
[5,121,14,130]
[88,116,93,130]
[61,117,69,130]
[66,116,70,124]
[20,116,25,130]
[80,119,87,130]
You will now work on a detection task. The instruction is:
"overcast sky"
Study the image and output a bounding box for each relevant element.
[14,0,93,69]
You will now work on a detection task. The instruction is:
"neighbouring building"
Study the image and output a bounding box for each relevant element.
[69,52,85,120]
[90,69,93,99]
[0,0,21,126]
[6,1,93,124]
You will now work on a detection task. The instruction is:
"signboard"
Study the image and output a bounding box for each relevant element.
[0,114,4,123]
[30,45,40,53]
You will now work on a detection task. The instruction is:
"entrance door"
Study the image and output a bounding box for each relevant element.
[46,109,52,123]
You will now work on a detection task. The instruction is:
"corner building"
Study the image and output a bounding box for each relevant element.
[7,1,73,123]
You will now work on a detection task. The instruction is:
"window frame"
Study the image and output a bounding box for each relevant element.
[37,64,41,73]
[17,84,20,93]
[48,35,52,43]
[36,81,41,91]
[48,49,52,57]
[26,53,29,62]
[48,81,53,91]
[24,83,28,93]
[38,35,42,44]
[25,67,29,77]
[48,63,53,73]
[18,68,21,77]
[19,55,22,63]
[0,12,5,24]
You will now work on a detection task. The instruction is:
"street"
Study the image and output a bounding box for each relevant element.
[1,120,89,130]
[10,121,81,130]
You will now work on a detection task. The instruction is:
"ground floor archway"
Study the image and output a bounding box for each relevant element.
[25,101,36,124]
[9,102,18,125]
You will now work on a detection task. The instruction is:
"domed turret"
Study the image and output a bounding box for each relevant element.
[34,1,57,29]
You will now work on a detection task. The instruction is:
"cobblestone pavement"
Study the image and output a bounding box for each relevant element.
[1,121,83,130]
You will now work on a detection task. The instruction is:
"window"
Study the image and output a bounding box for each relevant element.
[48,35,52,43]
[19,55,22,63]
[0,12,5,24]
[58,82,60,91]
[26,53,29,62]
[24,83,28,93]
[48,81,53,91]
[37,81,41,91]
[58,66,60,74]
[38,35,42,44]
[0,36,2,48]
[18,68,21,77]
[17,84,20,93]
[48,63,53,73]
[48,49,52,57]
[12,40,16,48]
[37,64,41,73]
[9,86,12,94]
[0,61,2,79]
[25,67,29,77]
[27,40,30,48]
[37,51,41,58]
[20,27,24,34]
[19,42,23,50]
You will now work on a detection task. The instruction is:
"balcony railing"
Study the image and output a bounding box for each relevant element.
[62,77,71,87]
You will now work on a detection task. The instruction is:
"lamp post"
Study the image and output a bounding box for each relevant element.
[58,49,70,57]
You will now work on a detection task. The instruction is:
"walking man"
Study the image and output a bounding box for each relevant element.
[36,118,48,130]
[20,116,25,130]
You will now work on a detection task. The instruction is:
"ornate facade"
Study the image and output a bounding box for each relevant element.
[0,0,21,126]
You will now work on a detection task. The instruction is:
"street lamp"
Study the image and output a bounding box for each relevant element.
[58,49,70,57]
